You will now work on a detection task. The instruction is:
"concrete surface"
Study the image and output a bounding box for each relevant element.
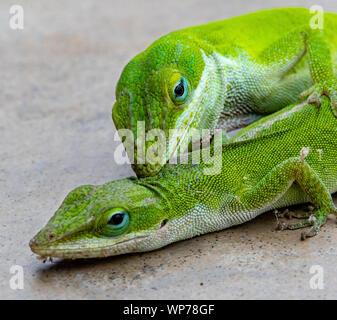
[1,0,337,300]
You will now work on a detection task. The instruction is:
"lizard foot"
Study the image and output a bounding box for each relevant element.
[276,215,323,241]
[276,206,335,240]
[299,83,337,117]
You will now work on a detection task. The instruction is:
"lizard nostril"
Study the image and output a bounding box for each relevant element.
[29,238,38,247]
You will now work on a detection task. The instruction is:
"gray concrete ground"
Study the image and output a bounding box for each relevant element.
[1,0,337,300]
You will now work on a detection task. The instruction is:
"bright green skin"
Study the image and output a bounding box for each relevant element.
[30,98,337,259]
[112,7,337,178]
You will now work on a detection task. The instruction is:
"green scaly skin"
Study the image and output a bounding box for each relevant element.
[30,97,337,259]
[112,7,337,178]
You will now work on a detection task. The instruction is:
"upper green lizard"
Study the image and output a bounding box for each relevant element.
[30,97,337,259]
[112,7,337,178]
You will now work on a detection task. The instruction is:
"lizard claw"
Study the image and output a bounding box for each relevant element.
[276,221,287,230]
[299,84,323,106]
[299,83,337,117]
[301,225,319,240]
[300,215,327,241]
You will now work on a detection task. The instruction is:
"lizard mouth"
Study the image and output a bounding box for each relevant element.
[29,233,152,260]
[132,124,192,177]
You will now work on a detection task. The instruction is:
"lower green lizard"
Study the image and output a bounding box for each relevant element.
[30,97,337,259]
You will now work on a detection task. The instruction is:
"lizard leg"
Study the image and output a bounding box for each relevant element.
[298,30,337,116]
[241,148,337,240]
[256,28,337,116]
[277,219,312,231]
[278,208,313,219]
[254,30,310,114]
[287,210,313,219]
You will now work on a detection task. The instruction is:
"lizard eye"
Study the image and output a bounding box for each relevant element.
[171,77,189,104]
[103,209,129,237]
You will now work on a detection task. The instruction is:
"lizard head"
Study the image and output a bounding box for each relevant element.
[112,33,225,178]
[29,178,172,259]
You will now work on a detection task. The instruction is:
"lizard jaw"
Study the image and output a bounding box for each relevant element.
[29,234,152,260]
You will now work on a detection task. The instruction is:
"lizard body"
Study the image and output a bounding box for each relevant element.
[31,98,337,259]
[112,7,337,177]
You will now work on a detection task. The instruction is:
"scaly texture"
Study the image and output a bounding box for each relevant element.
[30,97,337,259]
[112,7,337,177]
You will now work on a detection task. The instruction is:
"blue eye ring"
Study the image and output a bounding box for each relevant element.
[173,77,189,102]
[102,209,130,237]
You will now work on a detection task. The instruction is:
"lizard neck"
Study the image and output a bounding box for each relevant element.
[215,52,267,131]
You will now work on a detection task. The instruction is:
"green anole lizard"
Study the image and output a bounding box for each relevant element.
[112,7,337,177]
[30,97,337,259]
